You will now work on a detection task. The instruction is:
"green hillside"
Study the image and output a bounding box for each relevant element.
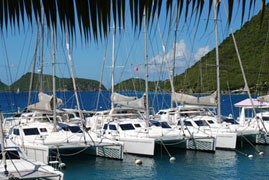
[115,4,269,93]
[0,81,8,91]
[174,4,269,93]
[9,72,106,92]
[114,78,169,92]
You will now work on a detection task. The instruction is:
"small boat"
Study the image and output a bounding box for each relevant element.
[0,139,64,180]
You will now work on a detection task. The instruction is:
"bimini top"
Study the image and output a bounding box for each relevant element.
[234,98,269,108]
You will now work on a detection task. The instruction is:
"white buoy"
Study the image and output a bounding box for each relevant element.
[259,152,264,156]
[59,163,66,170]
[135,159,142,165]
[248,154,253,158]
[169,157,176,162]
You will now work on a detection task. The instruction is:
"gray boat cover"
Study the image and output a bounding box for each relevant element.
[111,92,145,110]
[172,91,217,106]
[27,92,63,111]
[257,94,269,102]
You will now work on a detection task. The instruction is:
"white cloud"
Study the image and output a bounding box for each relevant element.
[125,40,210,81]
[148,40,209,76]
[194,46,210,61]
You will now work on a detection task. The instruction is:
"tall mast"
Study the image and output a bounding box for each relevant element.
[111,20,116,110]
[144,8,149,128]
[171,2,179,108]
[51,26,57,131]
[39,0,45,92]
[28,25,40,106]
[65,31,83,120]
[214,0,221,123]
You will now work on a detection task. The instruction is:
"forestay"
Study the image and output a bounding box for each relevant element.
[172,91,217,106]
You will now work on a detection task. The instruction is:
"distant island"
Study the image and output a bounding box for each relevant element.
[0,72,106,92]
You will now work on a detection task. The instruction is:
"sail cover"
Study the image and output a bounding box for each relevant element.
[111,92,145,110]
[111,92,137,102]
[27,92,63,111]
[172,91,217,106]
[257,94,269,102]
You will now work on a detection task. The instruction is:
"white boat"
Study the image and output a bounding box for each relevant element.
[0,139,64,180]
[87,105,216,154]
[0,110,63,180]
[155,107,237,149]
[6,110,124,163]
[234,97,269,144]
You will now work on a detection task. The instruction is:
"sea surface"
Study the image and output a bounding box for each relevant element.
[1,92,269,180]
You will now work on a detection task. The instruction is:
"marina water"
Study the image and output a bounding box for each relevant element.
[1,92,269,179]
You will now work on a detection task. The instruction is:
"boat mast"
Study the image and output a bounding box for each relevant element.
[111,20,116,111]
[171,3,179,108]
[144,8,149,128]
[39,0,45,92]
[27,25,40,106]
[51,26,57,131]
[214,0,221,123]
[65,31,84,120]
[0,111,8,176]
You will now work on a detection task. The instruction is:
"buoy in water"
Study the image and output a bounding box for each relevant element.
[259,152,264,156]
[135,159,142,165]
[169,157,176,162]
[248,154,253,158]
[59,163,66,170]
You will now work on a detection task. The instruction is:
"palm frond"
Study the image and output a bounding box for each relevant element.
[0,0,266,41]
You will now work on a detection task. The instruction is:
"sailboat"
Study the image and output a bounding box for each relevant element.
[5,26,124,162]
[86,15,155,156]
[152,3,217,151]
[87,9,216,154]
[0,111,64,180]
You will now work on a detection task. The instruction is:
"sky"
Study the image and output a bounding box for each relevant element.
[0,1,267,89]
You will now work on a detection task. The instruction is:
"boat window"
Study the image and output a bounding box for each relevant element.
[182,121,193,126]
[149,120,161,127]
[39,128,47,132]
[23,128,40,135]
[195,120,208,126]
[14,114,21,117]
[207,120,214,124]
[69,114,75,119]
[103,124,108,130]
[119,124,135,131]
[262,117,269,121]
[69,126,82,133]
[57,123,69,131]
[134,124,141,128]
[222,118,238,124]
[62,127,69,131]
[161,122,171,128]
[158,111,166,115]
[13,128,20,135]
[0,150,20,160]
[109,124,117,130]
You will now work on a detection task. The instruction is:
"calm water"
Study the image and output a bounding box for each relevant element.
[1,92,268,180]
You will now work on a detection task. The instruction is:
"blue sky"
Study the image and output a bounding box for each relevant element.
[0,1,267,89]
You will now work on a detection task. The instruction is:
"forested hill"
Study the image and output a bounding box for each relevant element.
[0,72,106,92]
[115,4,269,93]
[0,81,8,91]
[173,3,269,93]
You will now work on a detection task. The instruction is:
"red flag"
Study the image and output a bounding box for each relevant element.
[136,67,139,71]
